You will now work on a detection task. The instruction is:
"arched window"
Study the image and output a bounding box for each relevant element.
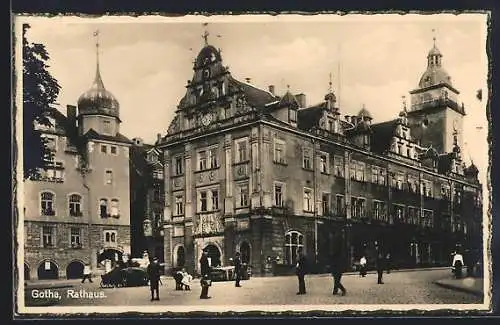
[110,199,119,218]
[69,194,82,217]
[41,192,55,216]
[99,199,108,218]
[284,231,304,265]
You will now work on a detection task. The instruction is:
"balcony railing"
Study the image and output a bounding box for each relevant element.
[410,98,464,114]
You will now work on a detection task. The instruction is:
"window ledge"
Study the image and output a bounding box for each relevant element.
[301,167,314,172]
[273,161,288,166]
[233,160,250,166]
[194,166,220,174]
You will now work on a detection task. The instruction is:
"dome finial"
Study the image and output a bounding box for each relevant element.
[432,28,437,47]
[328,72,333,93]
[202,23,210,46]
[92,29,104,88]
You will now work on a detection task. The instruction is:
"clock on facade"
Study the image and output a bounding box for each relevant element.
[201,113,213,126]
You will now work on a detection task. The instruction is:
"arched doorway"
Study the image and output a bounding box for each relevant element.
[240,241,251,264]
[24,263,30,281]
[204,244,221,267]
[98,248,124,271]
[176,246,185,268]
[66,260,84,279]
[37,260,59,280]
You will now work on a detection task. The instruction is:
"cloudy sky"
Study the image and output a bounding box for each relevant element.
[17,14,489,188]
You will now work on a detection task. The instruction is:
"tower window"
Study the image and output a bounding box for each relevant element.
[103,120,111,134]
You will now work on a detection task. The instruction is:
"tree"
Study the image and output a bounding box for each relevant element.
[22,24,61,179]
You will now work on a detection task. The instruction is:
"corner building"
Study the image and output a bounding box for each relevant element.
[23,47,132,280]
[159,39,483,276]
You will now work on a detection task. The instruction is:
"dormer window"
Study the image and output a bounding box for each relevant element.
[289,109,297,123]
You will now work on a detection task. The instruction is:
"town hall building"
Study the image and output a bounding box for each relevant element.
[158,34,483,276]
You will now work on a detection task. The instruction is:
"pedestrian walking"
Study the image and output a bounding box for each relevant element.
[385,253,392,274]
[452,251,464,279]
[199,249,212,299]
[375,247,385,284]
[296,249,307,295]
[147,257,161,301]
[331,252,347,296]
[234,252,242,287]
[359,256,367,277]
[81,263,93,283]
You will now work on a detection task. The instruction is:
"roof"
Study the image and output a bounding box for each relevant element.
[228,77,278,108]
[357,107,372,119]
[279,91,299,107]
[297,104,326,131]
[428,45,442,57]
[83,129,133,145]
[370,119,398,154]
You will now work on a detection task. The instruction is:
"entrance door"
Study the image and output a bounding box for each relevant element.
[176,246,185,268]
[240,242,251,264]
[204,244,221,267]
[37,260,59,280]
[66,261,84,279]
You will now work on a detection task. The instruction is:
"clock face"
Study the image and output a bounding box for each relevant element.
[203,69,211,79]
[201,113,213,126]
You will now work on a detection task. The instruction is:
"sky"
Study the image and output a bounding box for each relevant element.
[17,14,489,189]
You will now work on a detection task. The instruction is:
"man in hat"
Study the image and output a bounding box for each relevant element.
[234,252,242,287]
[147,257,162,301]
[296,248,308,295]
[199,249,211,299]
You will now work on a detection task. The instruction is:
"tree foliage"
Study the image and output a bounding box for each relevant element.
[22,24,61,179]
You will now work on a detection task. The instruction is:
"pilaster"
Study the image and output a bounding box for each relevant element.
[224,134,234,214]
[184,143,193,220]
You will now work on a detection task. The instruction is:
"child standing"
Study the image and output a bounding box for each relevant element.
[181,268,193,291]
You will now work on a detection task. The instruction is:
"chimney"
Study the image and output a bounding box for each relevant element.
[66,105,77,128]
[156,133,162,144]
[268,85,275,95]
[295,93,307,108]
[245,77,252,84]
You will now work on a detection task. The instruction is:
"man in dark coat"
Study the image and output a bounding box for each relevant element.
[147,257,161,301]
[375,246,385,284]
[331,252,347,296]
[199,249,211,299]
[234,252,242,287]
[296,249,307,295]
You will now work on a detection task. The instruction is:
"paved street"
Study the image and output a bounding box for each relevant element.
[24,269,482,307]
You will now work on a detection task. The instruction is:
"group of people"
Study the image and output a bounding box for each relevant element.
[295,247,391,296]
[146,249,245,301]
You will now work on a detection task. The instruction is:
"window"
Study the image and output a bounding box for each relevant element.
[422,210,434,228]
[441,184,451,199]
[274,182,285,207]
[322,193,330,215]
[175,196,184,215]
[284,231,304,265]
[99,199,108,218]
[396,173,404,190]
[421,180,433,197]
[101,144,108,154]
[335,195,345,216]
[408,207,419,225]
[372,166,379,183]
[328,120,333,132]
[69,194,82,217]
[397,145,402,155]
[236,139,248,163]
[237,184,249,208]
[153,185,161,202]
[153,169,164,180]
[105,170,113,184]
[153,210,163,229]
[303,188,313,212]
[211,189,219,210]
[209,148,218,168]
[320,153,329,173]
[303,148,312,170]
[393,204,405,222]
[103,120,111,134]
[174,156,184,175]
[351,197,366,218]
[43,136,57,152]
[199,191,208,212]
[373,201,386,221]
[274,139,286,164]
[289,109,297,123]
[70,227,81,248]
[40,192,55,216]
[378,168,387,185]
[104,230,117,245]
[334,156,344,177]
[110,199,119,217]
[355,161,365,181]
[198,151,207,171]
[110,146,117,155]
[42,226,55,248]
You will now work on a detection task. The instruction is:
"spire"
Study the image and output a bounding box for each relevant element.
[432,28,436,47]
[93,30,105,89]
[328,72,333,93]
[202,23,210,46]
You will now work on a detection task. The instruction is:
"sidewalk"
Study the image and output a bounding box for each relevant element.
[25,276,171,289]
[433,277,484,297]
[307,266,451,277]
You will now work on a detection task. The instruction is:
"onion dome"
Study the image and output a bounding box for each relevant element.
[418,38,452,89]
[465,162,479,177]
[324,91,336,102]
[77,38,120,120]
[357,105,372,120]
[195,45,222,69]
